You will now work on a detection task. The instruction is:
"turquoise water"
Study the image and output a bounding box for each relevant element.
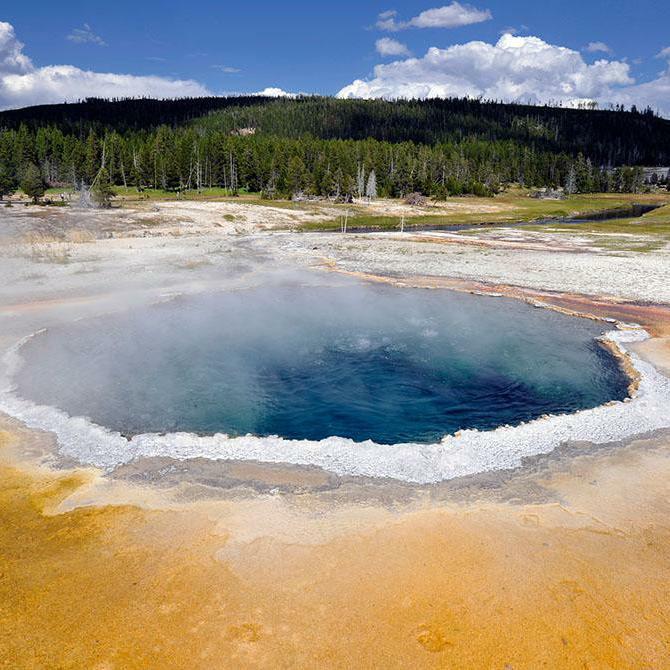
[16,283,630,444]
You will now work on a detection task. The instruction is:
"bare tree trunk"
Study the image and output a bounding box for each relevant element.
[229,152,237,193]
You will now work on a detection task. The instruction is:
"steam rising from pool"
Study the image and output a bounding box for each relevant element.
[2,282,670,483]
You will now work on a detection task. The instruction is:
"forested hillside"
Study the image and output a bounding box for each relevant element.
[1,96,669,200]
[192,98,670,167]
[0,97,272,134]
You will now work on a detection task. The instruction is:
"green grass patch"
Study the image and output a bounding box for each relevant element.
[111,186,259,202]
[515,202,670,252]
[300,192,670,232]
[521,203,670,236]
[111,187,320,211]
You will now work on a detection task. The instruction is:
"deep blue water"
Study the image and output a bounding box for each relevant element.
[16,283,630,444]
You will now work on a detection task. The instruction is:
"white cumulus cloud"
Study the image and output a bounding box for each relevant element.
[376,3,491,31]
[656,46,670,60]
[253,87,295,97]
[338,33,670,117]
[376,10,400,31]
[0,21,210,110]
[608,65,670,115]
[66,23,107,47]
[499,25,528,36]
[375,37,411,57]
[339,35,632,101]
[0,22,32,74]
[584,41,612,54]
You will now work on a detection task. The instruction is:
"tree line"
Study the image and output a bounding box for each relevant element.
[1,96,669,201]
[3,96,670,166]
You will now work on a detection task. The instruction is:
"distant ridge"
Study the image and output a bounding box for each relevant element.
[0,96,274,133]
[2,95,670,164]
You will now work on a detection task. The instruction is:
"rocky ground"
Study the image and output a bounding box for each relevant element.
[1,198,670,668]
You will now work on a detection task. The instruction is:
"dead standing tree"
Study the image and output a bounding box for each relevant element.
[365,169,377,200]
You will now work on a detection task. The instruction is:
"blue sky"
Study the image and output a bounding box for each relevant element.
[1,1,669,114]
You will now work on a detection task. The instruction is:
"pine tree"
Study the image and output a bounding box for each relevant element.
[574,153,593,193]
[20,163,45,203]
[343,174,357,201]
[286,155,308,196]
[0,165,16,200]
[631,166,644,193]
[91,167,115,207]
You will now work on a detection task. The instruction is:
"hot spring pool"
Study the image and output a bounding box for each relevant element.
[14,283,630,446]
